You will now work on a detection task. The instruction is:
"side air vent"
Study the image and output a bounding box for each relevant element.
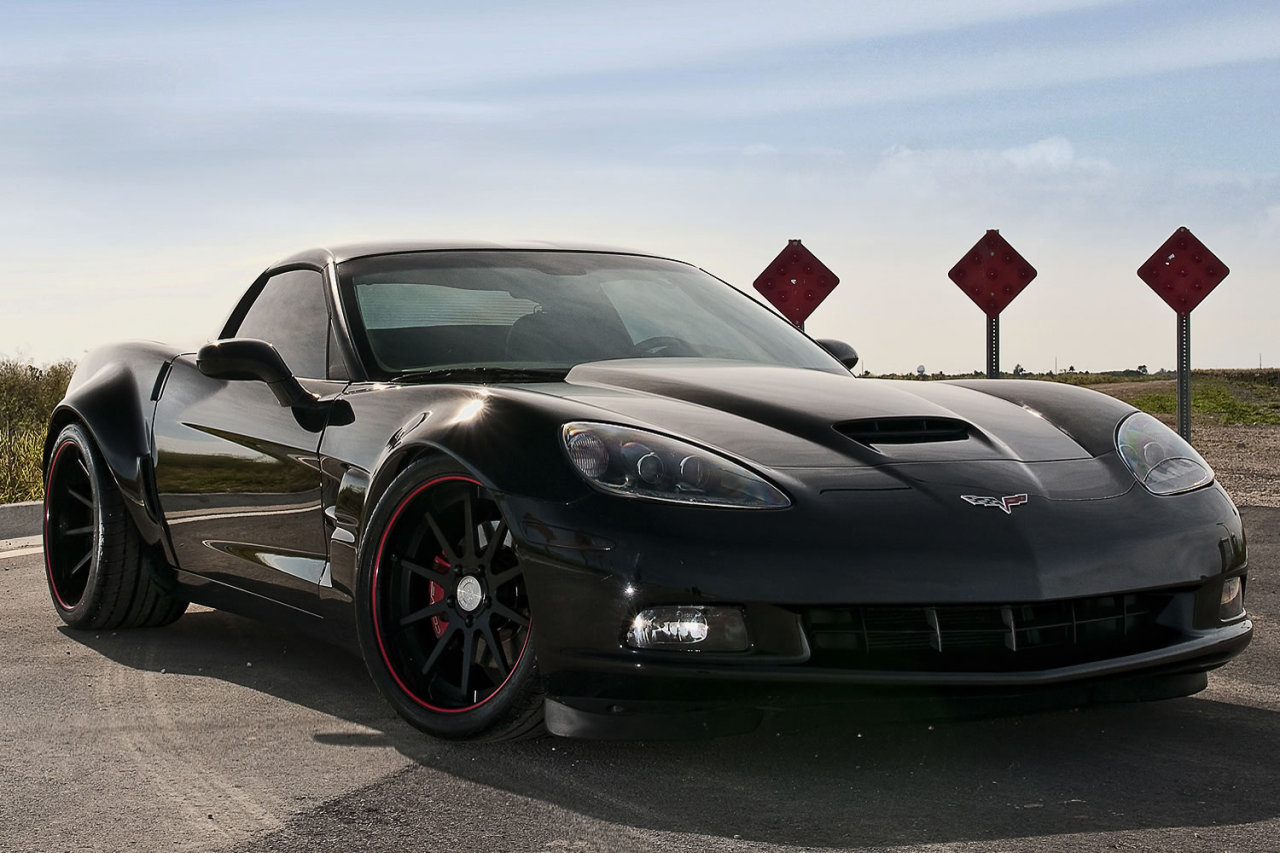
[835,417,971,446]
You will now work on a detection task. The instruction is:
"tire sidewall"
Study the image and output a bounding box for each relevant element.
[355,456,538,740]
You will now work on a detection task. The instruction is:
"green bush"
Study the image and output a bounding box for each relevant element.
[0,360,75,503]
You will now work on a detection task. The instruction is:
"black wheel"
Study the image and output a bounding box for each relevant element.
[44,423,187,630]
[356,458,543,740]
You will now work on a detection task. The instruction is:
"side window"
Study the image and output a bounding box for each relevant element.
[231,269,330,379]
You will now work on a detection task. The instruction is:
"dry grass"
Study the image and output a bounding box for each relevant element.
[0,360,74,503]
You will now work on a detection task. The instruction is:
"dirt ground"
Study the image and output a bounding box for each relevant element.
[1185,421,1280,507]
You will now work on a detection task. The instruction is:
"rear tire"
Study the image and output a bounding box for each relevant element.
[44,423,187,630]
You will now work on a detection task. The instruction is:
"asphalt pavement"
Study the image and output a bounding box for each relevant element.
[2,507,1277,853]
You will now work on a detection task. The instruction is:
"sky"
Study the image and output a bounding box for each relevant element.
[2,0,1278,374]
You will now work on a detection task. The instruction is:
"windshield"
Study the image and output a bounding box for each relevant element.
[338,251,844,380]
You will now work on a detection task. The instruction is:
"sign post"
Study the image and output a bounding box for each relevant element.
[948,230,1037,378]
[753,239,840,330]
[1136,226,1230,440]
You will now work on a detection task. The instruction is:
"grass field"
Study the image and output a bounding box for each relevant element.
[0,362,1276,504]
[875,368,1280,426]
[1,360,74,504]
[1056,369,1280,426]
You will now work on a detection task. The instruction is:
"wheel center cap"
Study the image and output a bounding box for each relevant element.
[456,575,484,613]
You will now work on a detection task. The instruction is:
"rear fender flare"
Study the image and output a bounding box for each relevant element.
[45,356,171,557]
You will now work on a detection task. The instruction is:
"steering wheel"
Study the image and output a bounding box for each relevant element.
[630,336,695,357]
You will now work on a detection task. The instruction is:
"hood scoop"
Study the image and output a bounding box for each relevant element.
[836,417,972,448]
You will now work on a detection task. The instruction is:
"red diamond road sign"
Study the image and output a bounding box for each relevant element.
[753,239,839,326]
[948,230,1037,318]
[1137,226,1230,316]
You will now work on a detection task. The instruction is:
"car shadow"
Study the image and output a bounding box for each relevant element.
[67,606,1279,849]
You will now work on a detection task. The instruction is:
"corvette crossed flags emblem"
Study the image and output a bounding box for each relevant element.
[961,493,1029,515]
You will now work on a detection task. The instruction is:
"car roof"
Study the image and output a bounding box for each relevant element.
[273,240,688,268]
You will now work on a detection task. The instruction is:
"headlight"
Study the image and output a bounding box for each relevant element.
[562,422,790,508]
[1116,412,1213,495]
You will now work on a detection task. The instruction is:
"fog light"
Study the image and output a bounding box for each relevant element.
[625,606,750,652]
[1220,576,1244,620]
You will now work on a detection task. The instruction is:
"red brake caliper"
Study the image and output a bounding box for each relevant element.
[429,556,450,638]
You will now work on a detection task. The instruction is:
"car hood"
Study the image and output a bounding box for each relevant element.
[551,360,1088,467]
[523,359,1139,502]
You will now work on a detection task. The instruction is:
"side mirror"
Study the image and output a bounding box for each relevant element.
[816,339,859,371]
[197,338,319,408]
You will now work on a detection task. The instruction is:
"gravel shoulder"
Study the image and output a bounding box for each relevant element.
[1188,422,1280,508]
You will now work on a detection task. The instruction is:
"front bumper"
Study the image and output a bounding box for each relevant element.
[505,477,1250,736]
[537,612,1250,738]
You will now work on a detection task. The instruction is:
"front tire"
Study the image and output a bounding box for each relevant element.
[356,458,543,740]
[44,423,187,629]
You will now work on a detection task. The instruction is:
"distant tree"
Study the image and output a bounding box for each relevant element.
[1137,364,1148,375]
[1067,365,1075,372]
[1012,363,1026,376]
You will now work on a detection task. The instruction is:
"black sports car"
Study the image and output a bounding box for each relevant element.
[42,242,1250,740]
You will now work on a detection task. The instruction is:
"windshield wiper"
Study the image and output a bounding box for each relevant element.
[394,366,572,385]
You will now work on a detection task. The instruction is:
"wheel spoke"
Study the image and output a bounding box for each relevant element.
[423,510,459,565]
[399,600,447,627]
[459,628,475,698]
[461,492,475,560]
[419,621,459,677]
[75,457,89,478]
[398,556,442,582]
[68,488,93,509]
[481,619,510,678]
[491,600,530,628]
[489,565,523,587]
[481,520,508,567]
[64,525,94,536]
[70,550,91,577]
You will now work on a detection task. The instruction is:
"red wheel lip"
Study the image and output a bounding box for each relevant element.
[44,440,83,612]
[370,474,532,715]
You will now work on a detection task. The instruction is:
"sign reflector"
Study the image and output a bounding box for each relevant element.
[753,240,839,326]
[1137,226,1229,316]
[948,230,1037,318]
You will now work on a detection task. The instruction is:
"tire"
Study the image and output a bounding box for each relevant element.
[356,458,544,741]
[44,423,187,630]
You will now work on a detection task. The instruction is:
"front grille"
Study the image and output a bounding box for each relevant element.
[801,593,1179,672]
[835,417,970,446]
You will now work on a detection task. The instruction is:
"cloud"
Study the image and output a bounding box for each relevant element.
[862,137,1117,215]
[877,136,1113,178]
[8,2,1280,131]
[1000,137,1109,173]
[1260,204,1280,238]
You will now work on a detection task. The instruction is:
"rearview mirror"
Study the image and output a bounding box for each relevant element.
[197,338,318,408]
[816,339,859,371]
